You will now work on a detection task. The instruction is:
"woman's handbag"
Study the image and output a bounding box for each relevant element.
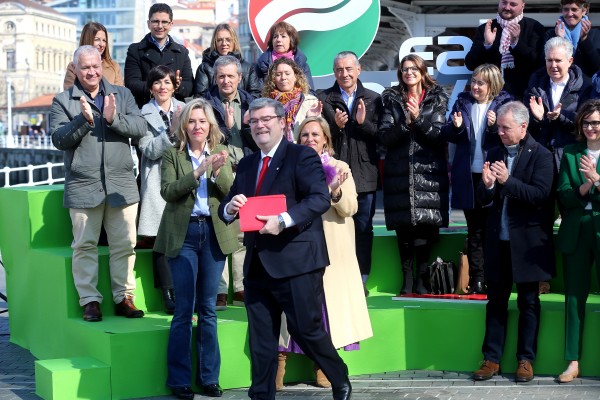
[428,257,457,295]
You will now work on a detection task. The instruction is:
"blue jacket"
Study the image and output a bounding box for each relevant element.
[441,90,513,209]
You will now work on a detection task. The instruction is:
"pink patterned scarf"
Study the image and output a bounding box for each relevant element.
[496,12,523,71]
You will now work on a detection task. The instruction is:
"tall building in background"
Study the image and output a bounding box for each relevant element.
[0,0,76,131]
[46,0,146,68]
[237,0,258,63]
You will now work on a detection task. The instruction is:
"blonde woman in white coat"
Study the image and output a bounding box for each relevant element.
[275,116,373,390]
[138,65,185,314]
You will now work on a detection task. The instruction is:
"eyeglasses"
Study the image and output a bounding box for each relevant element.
[401,66,419,74]
[582,121,600,129]
[150,20,172,26]
[216,38,232,44]
[249,115,280,125]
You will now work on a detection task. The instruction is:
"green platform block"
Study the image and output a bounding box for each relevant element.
[35,357,110,400]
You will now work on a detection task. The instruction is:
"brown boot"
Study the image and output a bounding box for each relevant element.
[314,364,331,388]
[275,352,286,391]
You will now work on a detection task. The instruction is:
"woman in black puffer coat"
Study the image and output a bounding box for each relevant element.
[193,23,261,96]
[379,54,449,295]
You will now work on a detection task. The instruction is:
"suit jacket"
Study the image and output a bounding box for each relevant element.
[465,17,545,99]
[154,144,240,258]
[124,33,194,107]
[318,79,382,193]
[556,142,600,254]
[476,133,556,283]
[219,139,330,279]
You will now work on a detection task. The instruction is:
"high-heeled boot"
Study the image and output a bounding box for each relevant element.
[314,363,331,388]
[400,257,414,295]
[162,288,175,315]
[414,261,430,295]
[276,352,286,391]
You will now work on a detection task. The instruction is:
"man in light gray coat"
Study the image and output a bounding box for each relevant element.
[50,45,147,322]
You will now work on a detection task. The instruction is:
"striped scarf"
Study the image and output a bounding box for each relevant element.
[496,12,523,71]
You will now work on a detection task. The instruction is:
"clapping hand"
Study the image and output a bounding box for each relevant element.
[489,160,509,184]
[484,19,497,46]
[224,102,235,129]
[529,96,545,121]
[487,110,496,127]
[579,154,600,183]
[334,108,349,129]
[581,18,591,41]
[482,161,496,189]
[80,97,94,124]
[356,99,366,125]
[506,22,521,45]
[211,150,229,177]
[329,168,348,193]
[103,93,116,125]
[555,19,566,38]
[406,96,420,123]
[306,100,323,117]
[174,70,183,91]
[547,103,562,121]
[452,111,463,128]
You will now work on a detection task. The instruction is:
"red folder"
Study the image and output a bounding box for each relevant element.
[239,194,287,232]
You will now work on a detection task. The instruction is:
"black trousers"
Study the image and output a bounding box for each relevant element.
[482,241,540,364]
[244,253,348,400]
[463,173,485,282]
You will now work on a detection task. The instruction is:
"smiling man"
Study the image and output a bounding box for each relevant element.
[525,36,591,169]
[125,3,193,107]
[465,0,546,99]
[50,45,147,322]
[219,98,352,400]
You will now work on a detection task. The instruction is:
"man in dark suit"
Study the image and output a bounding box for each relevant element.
[464,0,545,99]
[124,3,194,107]
[318,51,382,293]
[472,101,556,382]
[219,98,351,400]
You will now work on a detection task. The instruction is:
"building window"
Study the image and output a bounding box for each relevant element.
[7,50,16,72]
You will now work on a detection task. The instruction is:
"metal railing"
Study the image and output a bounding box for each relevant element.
[1,162,65,187]
[0,135,55,149]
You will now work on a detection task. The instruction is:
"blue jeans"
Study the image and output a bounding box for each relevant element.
[166,218,225,388]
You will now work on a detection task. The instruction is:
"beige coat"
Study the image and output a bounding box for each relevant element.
[281,158,373,349]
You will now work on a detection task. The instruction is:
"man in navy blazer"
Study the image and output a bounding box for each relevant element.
[219,98,351,400]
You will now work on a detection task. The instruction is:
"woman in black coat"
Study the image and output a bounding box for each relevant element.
[193,23,261,96]
[378,54,449,295]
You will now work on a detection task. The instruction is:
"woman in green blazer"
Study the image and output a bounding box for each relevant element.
[556,99,600,383]
[154,98,240,399]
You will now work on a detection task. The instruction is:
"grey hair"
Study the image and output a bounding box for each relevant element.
[249,97,285,118]
[544,36,574,59]
[73,45,101,68]
[213,55,242,76]
[497,101,530,127]
[333,51,360,69]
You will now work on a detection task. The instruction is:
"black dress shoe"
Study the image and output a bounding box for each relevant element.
[171,386,194,399]
[83,301,102,322]
[202,384,223,397]
[332,378,352,400]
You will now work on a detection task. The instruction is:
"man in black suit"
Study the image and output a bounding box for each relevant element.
[472,101,555,383]
[124,3,194,107]
[464,0,545,99]
[219,98,351,400]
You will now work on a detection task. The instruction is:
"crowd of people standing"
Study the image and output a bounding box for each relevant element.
[48,0,600,398]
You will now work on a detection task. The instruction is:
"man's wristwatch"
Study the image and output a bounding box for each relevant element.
[277,215,286,231]
[594,180,600,188]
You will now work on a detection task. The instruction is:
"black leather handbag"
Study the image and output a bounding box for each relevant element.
[428,257,457,295]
